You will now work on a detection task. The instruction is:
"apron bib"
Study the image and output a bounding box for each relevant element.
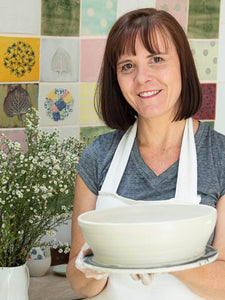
[87,119,204,300]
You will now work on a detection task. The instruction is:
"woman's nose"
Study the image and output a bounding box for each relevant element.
[135,65,153,84]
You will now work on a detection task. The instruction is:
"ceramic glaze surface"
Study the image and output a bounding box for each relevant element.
[78,204,217,267]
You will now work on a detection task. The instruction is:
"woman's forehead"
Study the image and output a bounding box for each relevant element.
[118,29,173,58]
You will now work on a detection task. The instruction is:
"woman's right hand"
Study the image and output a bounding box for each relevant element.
[76,242,109,280]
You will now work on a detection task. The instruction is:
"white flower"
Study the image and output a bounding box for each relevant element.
[16,190,23,198]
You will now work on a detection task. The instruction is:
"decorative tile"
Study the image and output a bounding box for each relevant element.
[80,39,106,82]
[0,37,40,82]
[0,0,41,35]
[215,83,225,135]
[117,0,155,17]
[193,84,216,120]
[40,38,79,82]
[155,0,188,32]
[79,83,101,125]
[80,126,112,145]
[187,0,221,38]
[38,83,79,126]
[217,24,225,82]
[189,40,218,82]
[41,0,80,36]
[81,0,117,35]
[0,84,38,128]
[0,129,28,151]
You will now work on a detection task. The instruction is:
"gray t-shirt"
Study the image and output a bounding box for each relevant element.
[77,121,225,209]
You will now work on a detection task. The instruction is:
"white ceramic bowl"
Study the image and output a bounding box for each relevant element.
[78,204,217,267]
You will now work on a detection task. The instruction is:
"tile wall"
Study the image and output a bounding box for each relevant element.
[0,0,224,146]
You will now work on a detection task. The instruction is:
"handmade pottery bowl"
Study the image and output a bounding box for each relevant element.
[78,204,217,267]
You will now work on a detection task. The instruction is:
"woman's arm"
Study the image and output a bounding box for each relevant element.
[66,174,108,298]
[171,195,225,300]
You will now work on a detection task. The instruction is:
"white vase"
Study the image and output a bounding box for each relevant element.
[0,263,30,300]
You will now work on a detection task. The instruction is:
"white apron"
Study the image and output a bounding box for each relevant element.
[87,118,205,300]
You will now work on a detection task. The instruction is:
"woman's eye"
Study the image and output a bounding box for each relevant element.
[152,56,163,63]
[121,63,134,72]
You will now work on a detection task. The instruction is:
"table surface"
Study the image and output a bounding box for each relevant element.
[29,266,83,300]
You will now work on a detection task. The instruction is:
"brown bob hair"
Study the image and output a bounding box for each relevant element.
[95,8,202,130]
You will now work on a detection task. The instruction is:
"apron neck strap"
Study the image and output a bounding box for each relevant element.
[100,120,137,193]
[174,118,198,203]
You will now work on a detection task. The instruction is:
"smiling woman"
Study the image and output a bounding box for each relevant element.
[67,8,225,300]
[94,8,202,130]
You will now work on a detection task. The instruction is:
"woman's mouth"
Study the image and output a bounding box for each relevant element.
[138,90,161,98]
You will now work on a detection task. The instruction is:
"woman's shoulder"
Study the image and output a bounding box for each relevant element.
[197,121,225,147]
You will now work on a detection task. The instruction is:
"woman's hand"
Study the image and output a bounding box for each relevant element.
[76,242,109,280]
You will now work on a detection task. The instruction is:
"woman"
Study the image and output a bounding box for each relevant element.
[66,8,225,299]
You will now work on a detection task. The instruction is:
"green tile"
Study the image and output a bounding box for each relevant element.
[187,0,220,38]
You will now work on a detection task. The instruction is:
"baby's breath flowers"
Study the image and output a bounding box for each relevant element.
[0,108,85,267]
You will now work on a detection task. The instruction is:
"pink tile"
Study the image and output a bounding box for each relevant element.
[80,39,106,82]
[156,0,189,32]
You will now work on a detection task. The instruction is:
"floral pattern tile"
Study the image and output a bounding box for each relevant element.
[189,40,218,82]
[38,83,79,126]
[156,0,188,31]
[194,84,216,120]
[0,37,40,82]
[81,0,117,35]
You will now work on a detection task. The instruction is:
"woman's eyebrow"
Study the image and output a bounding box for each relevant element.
[117,59,132,66]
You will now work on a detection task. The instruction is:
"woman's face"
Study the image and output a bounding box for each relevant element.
[116,33,182,121]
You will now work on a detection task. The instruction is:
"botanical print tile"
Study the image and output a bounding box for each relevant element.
[81,0,117,35]
[189,40,218,82]
[193,84,216,120]
[0,129,28,151]
[79,83,101,125]
[117,0,155,17]
[217,24,225,83]
[41,0,80,36]
[40,126,80,141]
[40,38,79,82]
[0,37,40,82]
[80,39,106,82]
[38,83,79,126]
[187,0,221,38]
[0,0,41,35]
[0,84,38,128]
[215,83,225,135]
[80,126,112,145]
[156,0,188,31]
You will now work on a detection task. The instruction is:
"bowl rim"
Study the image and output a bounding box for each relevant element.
[78,203,217,227]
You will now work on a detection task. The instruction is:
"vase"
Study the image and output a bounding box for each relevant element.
[50,247,69,266]
[0,263,30,300]
[27,246,51,277]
